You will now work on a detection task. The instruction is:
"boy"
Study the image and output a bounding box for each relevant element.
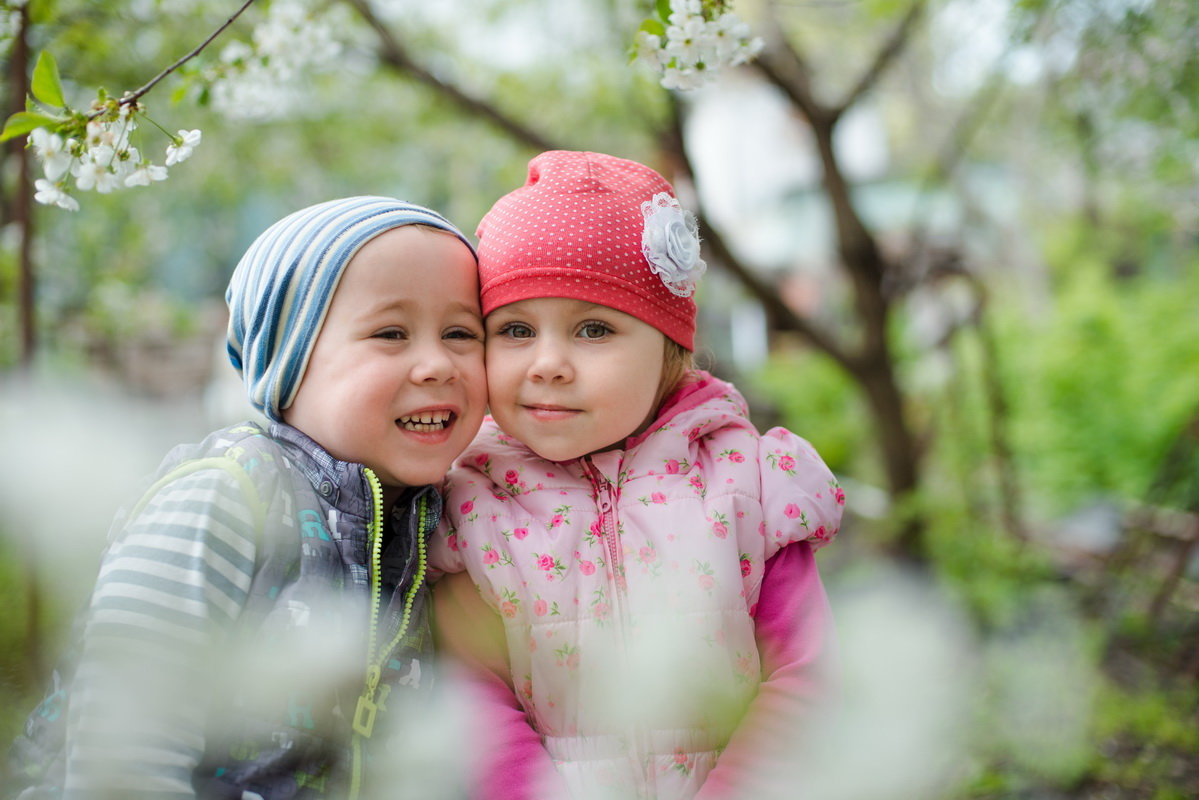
[6,196,487,799]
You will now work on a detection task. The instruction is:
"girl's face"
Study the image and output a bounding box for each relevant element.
[283,226,487,506]
[485,298,667,462]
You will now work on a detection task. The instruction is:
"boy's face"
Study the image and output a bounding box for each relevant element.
[283,226,486,497]
[484,298,666,462]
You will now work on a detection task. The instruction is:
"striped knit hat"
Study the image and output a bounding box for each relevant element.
[226,195,475,422]
[476,151,705,351]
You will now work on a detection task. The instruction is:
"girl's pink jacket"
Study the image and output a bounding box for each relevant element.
[431,371,844,799]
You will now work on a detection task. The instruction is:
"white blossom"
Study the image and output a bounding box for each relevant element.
[661,65,708,92]
[634,31,666,70]
[636,3,762,91]
[109,152,139,185]
[165,128,202,166]
[668,0,703,24]
[124,162,169,187]
[219,39,254,65]
[665,16,713,66]
[208,0,346,121]
[30,128,73,181]
[34,178,79,211]
[72,157,120,193]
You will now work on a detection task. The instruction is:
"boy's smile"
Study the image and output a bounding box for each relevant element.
[397,408,455,433]
[283,225,486,505]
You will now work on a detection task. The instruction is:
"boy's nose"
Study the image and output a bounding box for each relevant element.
[410,342,457,383]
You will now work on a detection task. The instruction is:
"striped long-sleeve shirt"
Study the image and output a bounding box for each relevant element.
[8,421,440,800]
[64,465,258,798]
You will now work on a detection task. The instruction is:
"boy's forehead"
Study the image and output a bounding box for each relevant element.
[336,227,481,313]
[349,223,475,263]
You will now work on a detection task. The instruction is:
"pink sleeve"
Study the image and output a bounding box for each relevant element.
[694,541,837,800]
[758,427,844,549]
[432,572,570,800]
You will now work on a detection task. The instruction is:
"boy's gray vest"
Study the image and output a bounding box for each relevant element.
[6,422,439,800]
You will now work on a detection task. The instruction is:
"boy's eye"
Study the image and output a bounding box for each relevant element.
[444,326,483,341]
[578,321,612,340]
[374,328,407,340]
[496,322,535,339]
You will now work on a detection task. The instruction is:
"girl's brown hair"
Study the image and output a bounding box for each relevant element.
[655,339,696,410]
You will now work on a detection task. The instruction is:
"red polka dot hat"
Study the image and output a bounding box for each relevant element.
[476,150,706,351]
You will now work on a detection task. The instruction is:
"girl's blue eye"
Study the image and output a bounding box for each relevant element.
[498,322,535,339]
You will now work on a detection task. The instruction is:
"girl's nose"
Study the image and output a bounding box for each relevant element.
[527,338,573,383]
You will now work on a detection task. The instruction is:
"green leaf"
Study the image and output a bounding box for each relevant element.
[28,0,60,26]
[0,111,63,142]
[31,51,66,109]
[656,0,671,23]
[640,19,666,37]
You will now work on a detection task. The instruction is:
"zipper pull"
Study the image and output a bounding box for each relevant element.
[353,665,383,738]
[352,694,377,738]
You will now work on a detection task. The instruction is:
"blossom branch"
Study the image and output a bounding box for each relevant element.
[113,0,259,110]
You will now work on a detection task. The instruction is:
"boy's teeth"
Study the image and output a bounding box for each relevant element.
[398,410,452,431]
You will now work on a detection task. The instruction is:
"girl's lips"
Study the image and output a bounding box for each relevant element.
[522,404,581,421]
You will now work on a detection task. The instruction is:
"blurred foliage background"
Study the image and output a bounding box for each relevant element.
[1,0,1198,797]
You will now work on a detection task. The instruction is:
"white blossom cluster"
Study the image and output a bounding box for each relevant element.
[634,0,763,91]
[30,112,200,211]
[208,0,345,121]
[22,0,342,211]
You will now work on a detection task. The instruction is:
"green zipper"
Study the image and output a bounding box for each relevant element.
[348,468,429,800]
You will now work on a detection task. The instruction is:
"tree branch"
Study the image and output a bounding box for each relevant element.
[661,98,857,375]
[342,0,560,154]
[117,0,258,109]
[753,0,828,126]
[698,204,859,375]
[6,2,35,369]
[905,59,1007,269]
[834,0,926,117]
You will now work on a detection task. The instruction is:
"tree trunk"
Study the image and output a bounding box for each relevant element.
[4,5,43,684]
[5,2,35,369]
[810,111,926,557]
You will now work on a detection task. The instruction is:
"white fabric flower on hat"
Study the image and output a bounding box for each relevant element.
[641,192,707,297]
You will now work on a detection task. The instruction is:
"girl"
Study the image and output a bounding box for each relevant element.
[432,151,843,799]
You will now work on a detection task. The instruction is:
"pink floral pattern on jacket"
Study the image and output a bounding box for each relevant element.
[432,371,842,799]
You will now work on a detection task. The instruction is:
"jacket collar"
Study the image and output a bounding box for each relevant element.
[624,369,738,450]
[268,421,437,521]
